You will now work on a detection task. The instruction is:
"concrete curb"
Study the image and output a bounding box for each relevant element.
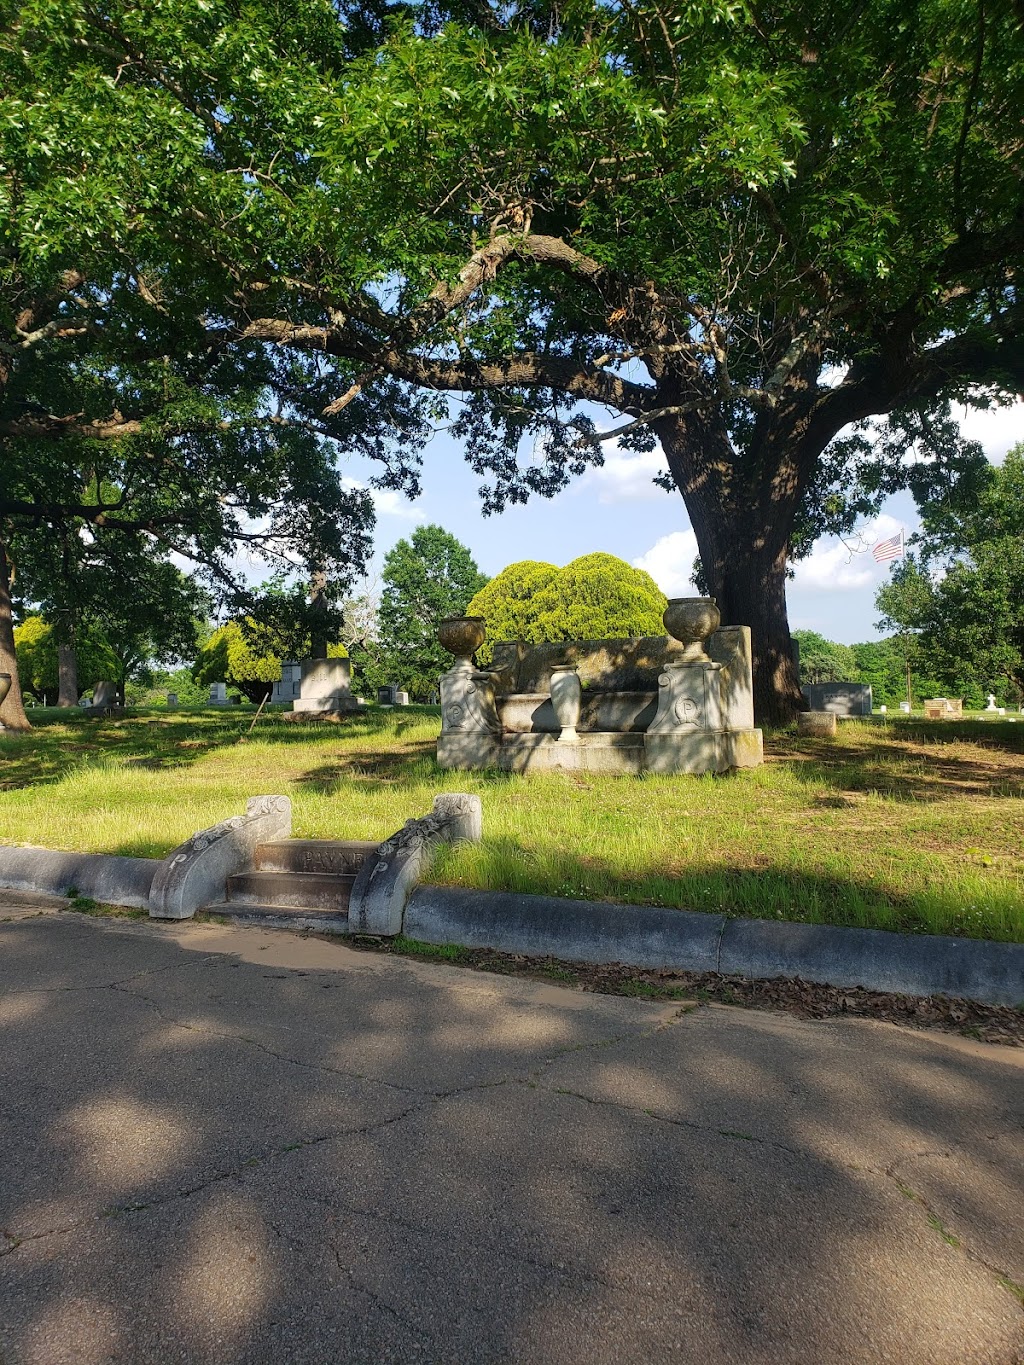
[405,885,1024,1008]
[0,847,156,908]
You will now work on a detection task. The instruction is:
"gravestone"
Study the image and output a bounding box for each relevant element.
[272,661,302,704]
[208,682,229,706]
[293,658,359,714]
[899,701,911,713]
[800,682,872,716]
[798,711,838,738]
[924,697,962,718]
[378,685,410,707]
[986,694,998,711]
[166,692,178,708]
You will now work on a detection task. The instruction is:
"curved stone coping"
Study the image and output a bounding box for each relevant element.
[404,886,1024,1008]
[0,846,157,908]
[348,794,482,937]
[149,795,292,920]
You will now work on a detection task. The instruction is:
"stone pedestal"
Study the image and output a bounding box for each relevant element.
[438,662,501,769]
[293,658,359,713]
[640,652,762,773]
[647,660,724,735]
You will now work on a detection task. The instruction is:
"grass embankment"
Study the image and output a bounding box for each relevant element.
[1,706,1023,942]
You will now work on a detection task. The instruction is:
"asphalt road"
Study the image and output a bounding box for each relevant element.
[1,895,1022,1365]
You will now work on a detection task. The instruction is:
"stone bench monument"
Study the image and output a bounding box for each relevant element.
[436,598,763,775]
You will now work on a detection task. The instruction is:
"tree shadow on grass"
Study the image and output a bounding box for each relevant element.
[768,721,1024,802]
[430,836,1024,943]
[0,706,445,795]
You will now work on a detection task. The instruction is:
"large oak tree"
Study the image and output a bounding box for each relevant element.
[6,0,1022,719]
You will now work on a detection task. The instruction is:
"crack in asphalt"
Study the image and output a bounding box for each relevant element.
[884,1155,1024,1316]
[525,1078,813,1161]
[109,980,427,1097]
[0,1099,431,1263]
[330,1236,440,1349]
[309,1183,621,1295]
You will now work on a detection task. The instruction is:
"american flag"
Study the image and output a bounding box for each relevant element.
[872,530,904,563]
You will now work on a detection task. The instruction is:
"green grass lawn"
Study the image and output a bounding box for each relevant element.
[2,704,1023,942]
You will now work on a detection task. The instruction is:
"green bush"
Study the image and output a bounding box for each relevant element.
[468,552,666,663]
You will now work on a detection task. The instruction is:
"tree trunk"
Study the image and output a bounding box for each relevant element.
[707,545,804,727]
[0,539,31,731]
[657,410,809,726]
[309,568,328,659]
[57,622,79,707]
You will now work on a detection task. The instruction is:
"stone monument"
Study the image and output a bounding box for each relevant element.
[292,658,361,715]
[208,682,229,706]
[436,599,763,775]
[986,693,998,711]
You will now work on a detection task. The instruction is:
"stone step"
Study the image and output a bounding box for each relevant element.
[210,902,350,933]
[226,870,355,911]
[254,839,377,875]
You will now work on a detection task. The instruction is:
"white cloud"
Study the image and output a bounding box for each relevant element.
[791,514,906,593]
[342,476,425,522]
[581,440,669,503]
[954,401,1024,463]
[632,530,700,596]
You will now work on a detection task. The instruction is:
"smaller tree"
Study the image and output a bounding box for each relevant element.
[875,558,937,708]
[792,631,858,686]
[377,526,489,699]
[877,448,1024,706]
[466,561,559,665]
[922,542,1024,705]
[467,553,666,664]
[13,616,117,705]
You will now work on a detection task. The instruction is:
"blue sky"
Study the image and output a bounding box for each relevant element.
[227,398,1023,645]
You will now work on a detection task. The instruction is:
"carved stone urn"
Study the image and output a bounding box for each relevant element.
[438,616,487,669]
[663,597,721,665]
[549,664,582,742]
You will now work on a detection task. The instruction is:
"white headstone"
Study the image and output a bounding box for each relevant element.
[899,701,911,713]
[986,693,998,711]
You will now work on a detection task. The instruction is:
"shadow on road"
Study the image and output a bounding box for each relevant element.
[1,913,1021,1363]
